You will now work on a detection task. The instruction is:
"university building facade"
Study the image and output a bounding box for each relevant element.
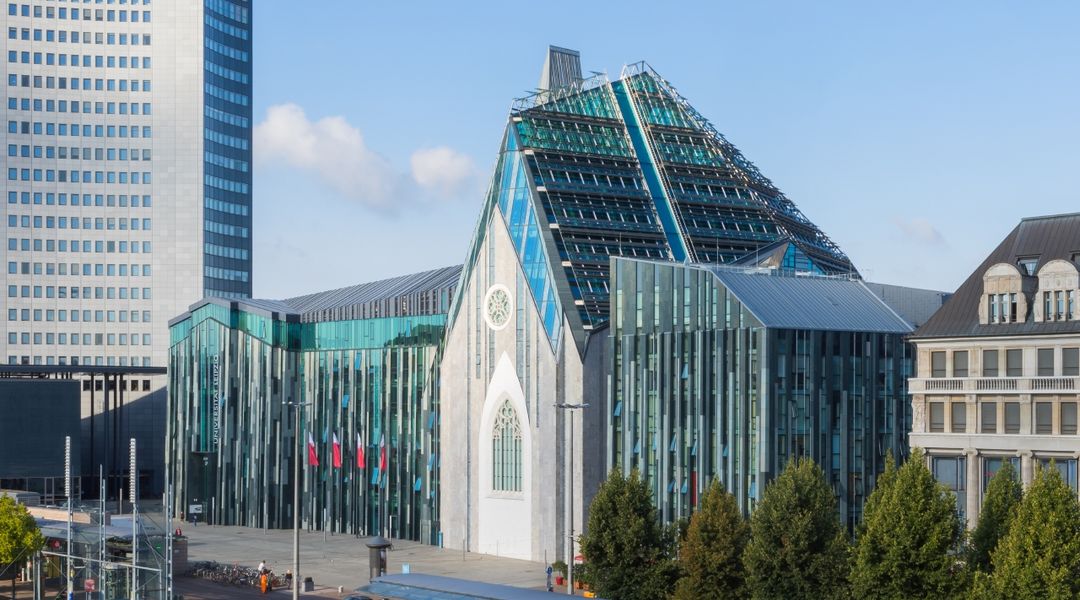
[167,47,946,561]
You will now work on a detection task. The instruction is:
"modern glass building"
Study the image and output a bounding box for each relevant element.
[439,47,862,563]
[2,0,253,496]
[166,266,458,542]
[607,257,919,530]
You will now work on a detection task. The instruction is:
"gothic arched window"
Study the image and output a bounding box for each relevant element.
[492,399,522,492]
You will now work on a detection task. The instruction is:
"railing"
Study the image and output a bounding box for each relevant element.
[910,376,1080,394]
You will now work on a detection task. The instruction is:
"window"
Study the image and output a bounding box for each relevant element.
[1035,402,1053,434]
[1018,257,1039,275]
[1006,349,1022,377]
[951,402,966,433]
[1004,402,1021,434]
[1064,348,1079,376]
[953,351,968,378]
[1061,402,1077,435]
[1037,348,1055,377]
[988,295,998,323]
[982,457,1020,494]
[931,351,946,378]
[1038,458,1078,494]
[929,402,945,433]
[983,350,999,377]
[492,399,522,493]
[981,401,997,433]
[932,456,966,521]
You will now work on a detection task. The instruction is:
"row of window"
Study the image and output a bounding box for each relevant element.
[8,331,152,345]
[8,308,151,322]
[205,174,249,195]
[204,150,248,172]
[204,82,248,107]
[987,293,1018,324]
[7,285,152,299]
[204,242,248,260]
[7,215,150,229]
[8,73,151,92]
[8,261,150,275]
[933,455,1078,522]
[8,120,153,137]
[9,145,150,161]
[7,356,154,368]
[7,25,149,46]
[1041,290,1076,322]
[7,191,150,206]
[7,50,151,68]
[929,399,1079,435]
[7,238,151,253]
[7,168,152,183]
[8,96,151,115]
[8,4,151,21]
[204,265,248,282]
[206,105,249,128]
[930,347,1080,378]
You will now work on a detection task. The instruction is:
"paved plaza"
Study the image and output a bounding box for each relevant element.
[179,523,555,597]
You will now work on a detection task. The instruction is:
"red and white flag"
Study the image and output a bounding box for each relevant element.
[379,434,387,472]
[332,432,342,468]
[307,432,319,466]
[356,432,365,469]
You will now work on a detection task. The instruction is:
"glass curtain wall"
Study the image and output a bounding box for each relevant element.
[166,302,443,543]
[608,259,912,530]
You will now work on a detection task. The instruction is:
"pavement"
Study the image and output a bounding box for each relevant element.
[177,523,555,598]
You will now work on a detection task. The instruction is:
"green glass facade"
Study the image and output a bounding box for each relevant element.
[166,268,458,543]
[608,258,914,530]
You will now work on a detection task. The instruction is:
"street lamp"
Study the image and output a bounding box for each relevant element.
[554,403,588,596]
[286,400,312,600]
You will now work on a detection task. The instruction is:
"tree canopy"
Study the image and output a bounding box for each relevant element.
[851,449,966,599]
[0,495,44,574]
[979,464,1080,599]
[743,457,850,600]
[579,469,678,599]
[969,461,1022,573]
[674,480,749,600]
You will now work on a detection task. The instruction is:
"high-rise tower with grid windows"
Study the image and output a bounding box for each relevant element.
[1,0,253,371]
[1,0,252,496]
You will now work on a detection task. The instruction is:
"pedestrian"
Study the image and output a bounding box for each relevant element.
[258,560,267,574]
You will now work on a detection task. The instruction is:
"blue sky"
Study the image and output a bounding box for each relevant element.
[251,1,1080,299]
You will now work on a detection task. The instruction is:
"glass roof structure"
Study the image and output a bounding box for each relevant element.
[455,49,856,354]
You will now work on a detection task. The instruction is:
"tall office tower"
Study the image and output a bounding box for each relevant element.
[1,0,252,495]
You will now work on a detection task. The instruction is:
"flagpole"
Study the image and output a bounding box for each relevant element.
[288,400,311,600]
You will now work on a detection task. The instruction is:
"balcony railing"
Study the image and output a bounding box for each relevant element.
[910,376,1080,394]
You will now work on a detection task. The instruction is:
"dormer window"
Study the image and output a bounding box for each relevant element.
[1018,257,1039,276]
[980,263,1029,325]
[1034,259,1079,322]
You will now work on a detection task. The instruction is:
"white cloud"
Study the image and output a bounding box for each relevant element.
[254,103,473,212]
[410,146,475,195]
[892,217,946,246]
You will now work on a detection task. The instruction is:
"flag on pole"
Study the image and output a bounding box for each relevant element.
[379,436,387,472]
[356,432,365,469]
[332,432,342,468]
[307,432,319,466]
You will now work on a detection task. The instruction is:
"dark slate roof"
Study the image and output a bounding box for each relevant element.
[914,213,1080,339]
[707,267,913,333]
[282,265,461,315]
[353,573,598,600]
[862,282,950,329]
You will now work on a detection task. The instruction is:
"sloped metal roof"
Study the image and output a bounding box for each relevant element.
[915,213,1080,338]
[282,265,461,316]
[354,573,603,600]
[707,267,913,333]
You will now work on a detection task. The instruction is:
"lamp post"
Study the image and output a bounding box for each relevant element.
[286,400,312,600]
[555,403,588,596]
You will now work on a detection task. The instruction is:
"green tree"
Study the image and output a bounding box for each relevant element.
[579,469,677,599]
[0,495,44,600]
[674,480,750,600]
[979,464,1080,599]
[743,457,850,600]
[851,448,967,599]
[969,461,1022,573]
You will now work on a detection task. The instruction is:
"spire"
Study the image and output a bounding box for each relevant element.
[538,45,582,91]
